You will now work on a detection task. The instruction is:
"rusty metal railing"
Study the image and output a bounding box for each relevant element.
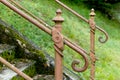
[0,0,108,80]
[55,0,108,80]
[89,9,96,80]
[8,0,88,55]
[0,56,33,80]
[0,0,90,80]
[55,0,108,43]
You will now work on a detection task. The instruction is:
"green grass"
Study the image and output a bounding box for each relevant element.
[0,0,120,80]
[0,50,15,70]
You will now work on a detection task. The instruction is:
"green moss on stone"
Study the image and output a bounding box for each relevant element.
[0,19,47,64]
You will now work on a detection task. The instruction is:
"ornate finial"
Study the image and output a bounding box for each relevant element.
[90,8,96,16]
[56,9,62,15]
[53,9,64,22]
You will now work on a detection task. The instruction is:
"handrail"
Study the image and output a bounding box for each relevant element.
[55,0,109,80]
[1,0,51,35]
[0,0,109,80]
[55,0,109,43]
[0,0,89,75]
[8,0,88,55]
[0,56,33,80]
[8,0,51,29]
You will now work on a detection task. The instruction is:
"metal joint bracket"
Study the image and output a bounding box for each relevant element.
[52,27,64,57]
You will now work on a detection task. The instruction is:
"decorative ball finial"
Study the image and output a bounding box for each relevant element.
[56,9,62,15]
[53,9,64,22]
[90,8,96,16]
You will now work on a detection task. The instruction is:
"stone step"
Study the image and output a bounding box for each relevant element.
[0,60,35,80]
[0,44,15,54]
[33,75,54,80]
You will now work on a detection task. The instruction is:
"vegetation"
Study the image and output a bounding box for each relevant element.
[0,50,16,70]
[0,0,120,80]
[12,65,36,80]
[65,0,120,19]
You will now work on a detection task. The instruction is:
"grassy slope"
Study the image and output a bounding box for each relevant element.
[0,0,120,80]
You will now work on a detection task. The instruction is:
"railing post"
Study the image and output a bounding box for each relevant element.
[52,9,64,80]
[89,9,96,80]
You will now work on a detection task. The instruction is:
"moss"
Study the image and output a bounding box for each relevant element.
[12,77,24,80]
[0,19,52,76]
[0,19,47,65]
[30,49,46,61]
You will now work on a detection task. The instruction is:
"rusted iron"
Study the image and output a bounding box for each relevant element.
[0,0,90,80]
[8,0,51,29]
[0,0,51,35]
[89,9,96,80]
[55,0,108,43]
[9,0,88,55]
[0,0,89,73]
[52,9,64,80]
[55,0,88,22]
[96,25,108,43]
[0,56,33,80]
[0,1,109,80]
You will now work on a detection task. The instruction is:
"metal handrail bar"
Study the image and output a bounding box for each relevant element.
[8,0,52,29]
[0,0,89,73]
[8,0,87,54]
[0,56,33,80]
[55,0,108,43]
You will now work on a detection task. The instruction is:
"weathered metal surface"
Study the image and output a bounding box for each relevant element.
[52,9,64,80]
[89,9,96,80]
[55,0,108,43]
[0,0,89,75]
[8,0,51,29]
[0,0,51,35]
[0,57,33,80]
[96,25,108,43]
[0,0,101,80]
[0,0,88,56]
[7,0,88,54]
[55,0,109,79]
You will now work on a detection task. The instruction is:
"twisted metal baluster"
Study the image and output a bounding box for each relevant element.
[55,0,109,43]
[89,9,96,80]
